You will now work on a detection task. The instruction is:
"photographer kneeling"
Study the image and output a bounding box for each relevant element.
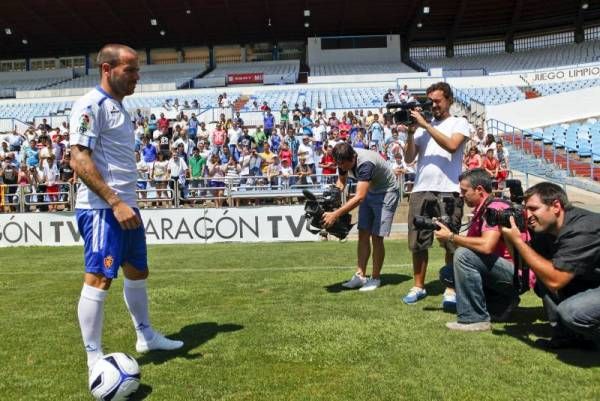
[435,168,524,331]
[501,182,600,349]
[322,142,400,292]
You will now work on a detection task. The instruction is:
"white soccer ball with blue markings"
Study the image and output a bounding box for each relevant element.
[89,352,141,401]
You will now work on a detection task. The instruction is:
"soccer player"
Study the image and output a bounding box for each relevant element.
[70,44,183,371]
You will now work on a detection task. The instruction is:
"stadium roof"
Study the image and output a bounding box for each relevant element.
[0,0,599,58]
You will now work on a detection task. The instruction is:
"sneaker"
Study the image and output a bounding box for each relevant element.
[402,287,427,304]
[341,273,367,289]
[445,321,492,332]
[358,278,381,292]
[136,332,184,353]
[442,292,457,313]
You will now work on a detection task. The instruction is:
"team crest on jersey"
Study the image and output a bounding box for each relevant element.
[79,113,91,134]
[103,255,114,269]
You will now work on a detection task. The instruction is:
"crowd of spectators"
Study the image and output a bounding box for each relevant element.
[0,94,513,212]
[0,118,74,212]
[131,101,418,208]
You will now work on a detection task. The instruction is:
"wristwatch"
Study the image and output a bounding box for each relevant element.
[449,233,455,244]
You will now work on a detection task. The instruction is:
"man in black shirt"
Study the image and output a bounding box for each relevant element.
[502,182,600,349]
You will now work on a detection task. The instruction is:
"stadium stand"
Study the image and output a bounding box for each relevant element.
[309,62,416,76]
[0,77,71,92]
[532,77,600,96]
[243,87,387,111]
[454,86,525,105]
[52,68,207,90]
[205,60,300,81]
[413,40,600,73]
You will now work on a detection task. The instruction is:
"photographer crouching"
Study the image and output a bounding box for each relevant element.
[322,142,400,292]
[434,169,526,331]
[501,183,600,349]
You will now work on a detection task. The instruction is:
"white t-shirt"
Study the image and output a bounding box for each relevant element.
[298,143,315,164]
[167,157,188,178]
[313,125,327,142]
[69,86,137,208]
[136,160,149,180]
[412,116,470,193]
[43,160,59,185]
[227,127,241,147]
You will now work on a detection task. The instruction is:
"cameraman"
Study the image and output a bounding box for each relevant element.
[403,82,471,304]
[435,169,523,331]
[322,142,399,292]
[501,182,600,349]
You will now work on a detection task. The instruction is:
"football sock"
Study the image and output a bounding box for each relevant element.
[78,284,108,369]
[123,278,154,343]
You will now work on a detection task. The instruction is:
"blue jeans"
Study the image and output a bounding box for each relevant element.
[539,284,600,341]
[453,247,518,323]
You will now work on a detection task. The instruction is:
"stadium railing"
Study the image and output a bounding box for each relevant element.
[0,182,74,213]
[486,118,600,191]
[1,172,413,213]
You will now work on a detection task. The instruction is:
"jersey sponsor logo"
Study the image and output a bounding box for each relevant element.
[110,105,120,114]
[103,255,114,269]
[79,113,91,134]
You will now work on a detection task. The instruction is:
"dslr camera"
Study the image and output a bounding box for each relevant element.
[303,187,353,239]
[483,179,526,231]
[386,100,433,125]
[483,203,527,231]
[413,196,455,231]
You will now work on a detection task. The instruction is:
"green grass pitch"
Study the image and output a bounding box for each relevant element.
[0,241,598,400]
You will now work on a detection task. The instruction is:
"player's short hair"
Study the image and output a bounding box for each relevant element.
[524,182,572,210]
[459,168,492,193]
[97,44,136,73]
[426,82,454,103]
[332,142,356,163]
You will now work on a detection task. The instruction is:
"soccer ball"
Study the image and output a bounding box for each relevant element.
[89,352,141,401]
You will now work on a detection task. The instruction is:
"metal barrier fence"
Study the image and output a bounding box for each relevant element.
[0,182,74,212]
[1,173,412,213]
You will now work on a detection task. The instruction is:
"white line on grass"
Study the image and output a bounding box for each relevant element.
[0,264,413,275]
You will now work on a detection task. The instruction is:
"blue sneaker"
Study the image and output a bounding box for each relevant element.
[442,291,457,313]
[403,287,427,304]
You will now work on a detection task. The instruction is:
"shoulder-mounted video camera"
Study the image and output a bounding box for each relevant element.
[386,100,432,125]
[303,187,354,240]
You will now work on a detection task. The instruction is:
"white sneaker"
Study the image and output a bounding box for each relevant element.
[358,278,381,292]
[341,273,367,289]
[136,332,184,353]
[445,321,491,332]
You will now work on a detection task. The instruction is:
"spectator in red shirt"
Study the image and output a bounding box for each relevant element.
[278,142,293,167]
[158,113,169,132]
[319,144,337,184]
[483,148,499,180]
[463,146,482,171]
